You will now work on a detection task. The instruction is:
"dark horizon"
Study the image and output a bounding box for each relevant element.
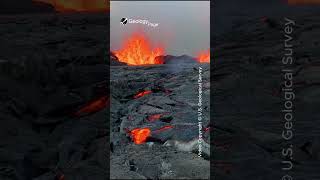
[0,0,109,14]
[0,0,55,14]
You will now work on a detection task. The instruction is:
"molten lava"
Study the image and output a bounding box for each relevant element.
[74,96,108,117]
[32,0,108,12]
[130,128,151,144]
[133,90,152,99]
[197,49,210,63]
[114,32,165,65]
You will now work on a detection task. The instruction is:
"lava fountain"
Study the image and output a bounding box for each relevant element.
[114,32,165,65]
[196,49,210,63]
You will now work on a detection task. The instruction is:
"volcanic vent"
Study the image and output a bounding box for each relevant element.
[114,31,165,65]
[112,31,210,66]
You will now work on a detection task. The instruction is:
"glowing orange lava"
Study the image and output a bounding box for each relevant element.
[287,0,320,5]
[32,0,108,12]
[130,128,151,144]
[133,90,152,99]
[74,96,108,117]
[114,32,165,65]
[197,49,210,63]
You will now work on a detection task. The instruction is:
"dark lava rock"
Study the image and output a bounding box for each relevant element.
[0,1,55,14]
[110,52,127,66]
[155,55,198,64]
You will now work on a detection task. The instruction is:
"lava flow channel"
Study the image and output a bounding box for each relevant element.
[196,49,210,63]
[114,32,165,65]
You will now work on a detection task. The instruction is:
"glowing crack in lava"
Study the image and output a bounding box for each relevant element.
[287,0,320,5]
[130,128,151,144]
[197,49,210,63]
[74,96,108,117]
[114,32,165,65]
[133,90,152,99]
[32,0,108,12]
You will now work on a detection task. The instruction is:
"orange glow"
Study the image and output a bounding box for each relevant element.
[133,90,152,99]
[32,0,108,12]
[196,49,210,63]
[114,32,165,65]
[130,128,151,144]
[74,96,108,117]
[288,0,320,5]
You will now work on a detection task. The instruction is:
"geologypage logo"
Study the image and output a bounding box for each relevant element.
[120,17,159,27]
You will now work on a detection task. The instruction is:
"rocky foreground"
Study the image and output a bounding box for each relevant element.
[212,13,320,179]
[0,14,108,180]
[110,63,210,179]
